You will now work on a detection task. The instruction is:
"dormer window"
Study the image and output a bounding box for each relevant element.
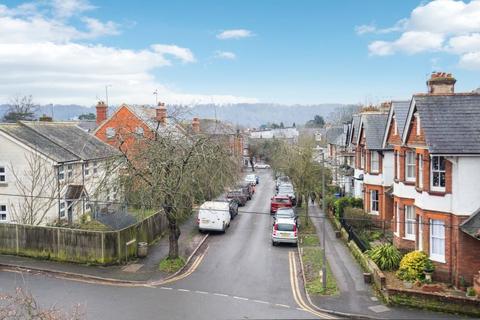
[431,156,446,191]
[106,127,115,139]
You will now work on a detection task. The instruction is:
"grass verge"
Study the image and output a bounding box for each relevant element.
[297,206,338,296]
[158,257,186,273]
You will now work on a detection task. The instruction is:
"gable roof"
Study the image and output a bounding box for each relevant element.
[325,127,343,145]
[358,113,389,150]
[382,100,411,148]
[460,207,480,240]
[404,94,480,154]
[0,121,119,163]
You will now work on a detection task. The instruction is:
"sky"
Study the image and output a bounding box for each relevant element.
[1,0,480,106]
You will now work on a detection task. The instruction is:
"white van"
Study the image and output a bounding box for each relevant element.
[197,201,231,233]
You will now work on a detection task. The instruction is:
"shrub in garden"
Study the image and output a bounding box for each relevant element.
[396,250,434,281]
[367,243,402,271]
[343,207,373,230]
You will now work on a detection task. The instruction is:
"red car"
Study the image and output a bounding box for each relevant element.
[270,196,292,214]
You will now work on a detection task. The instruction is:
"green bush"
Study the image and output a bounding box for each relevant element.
[396,251,434,281]
[467,287,477,297]
[343,207,373,230]
[332,196,363,218]
[367,243,402,271]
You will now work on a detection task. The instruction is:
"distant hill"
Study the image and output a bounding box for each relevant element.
[0,103,354,127]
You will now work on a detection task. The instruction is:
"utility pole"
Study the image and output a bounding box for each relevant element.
[105,84,112,106]
[321,151,327,290]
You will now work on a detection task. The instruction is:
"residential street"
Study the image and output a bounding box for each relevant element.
[0,170,317,320]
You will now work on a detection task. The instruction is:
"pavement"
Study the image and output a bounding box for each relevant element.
[0,213,205,283]
[308,202,461,319]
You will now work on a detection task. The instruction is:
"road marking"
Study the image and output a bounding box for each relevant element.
[233,296,249,301]
[177,289,190,292]
[213,293,229,297]
[253,299,269,304]
[288,251,337,319]
[195,290,208,294]
[153,248,208,286]
[275,303,290,308]
[160,287,172,290]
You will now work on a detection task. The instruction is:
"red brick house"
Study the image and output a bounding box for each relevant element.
[94,101,184,157]
[385,72,480,286]
[356,110,394,227]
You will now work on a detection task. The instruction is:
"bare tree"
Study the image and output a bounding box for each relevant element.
[9,153,58,225]
[0,287,84,319]
[120,125,239,259]
[3,95,38,122]
[327,104,361,125]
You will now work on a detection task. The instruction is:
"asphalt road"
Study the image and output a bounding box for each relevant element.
[0,169,316,320]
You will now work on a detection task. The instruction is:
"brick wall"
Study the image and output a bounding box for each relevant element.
[405,113,426,146]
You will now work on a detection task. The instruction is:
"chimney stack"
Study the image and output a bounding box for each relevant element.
[192,117,200,133]
[427,72,456,95]
[155,102,167,125]
[39,114,53,122]
[96,101,108,126]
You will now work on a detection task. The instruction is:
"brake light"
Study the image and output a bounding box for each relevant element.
[273,223,278,236]
[293,224,297,237]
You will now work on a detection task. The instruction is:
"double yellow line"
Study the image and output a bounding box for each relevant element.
[151,248,208,286]
[288,251,337,319]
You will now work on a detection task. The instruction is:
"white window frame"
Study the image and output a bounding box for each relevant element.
[67,164,73,179]
[58,165,65,181]
[370,190,379,215]
[430,156,446,192]
[370,151,379,173]
[418,215,423,251]
[0,204,7,222]
[84,162,90,176]
[430,219,445,263]
[394,203,400,236]
[395,152,400,179]
[405,151,416,182]
[135,126,144,137]
[59,200,66,218]
[106,127,115,139]
[418,154,423,189]
[0,166,6,183]
[404,205,416,240]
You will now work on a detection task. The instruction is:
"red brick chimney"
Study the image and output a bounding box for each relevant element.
[427,72,456,95]
[155,102,167,125]
[96,101,108,126]
[192,117,200,133]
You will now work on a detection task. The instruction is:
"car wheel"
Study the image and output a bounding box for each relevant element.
[272,241,276,246]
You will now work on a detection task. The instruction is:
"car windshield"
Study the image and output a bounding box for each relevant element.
[277,223,295,231]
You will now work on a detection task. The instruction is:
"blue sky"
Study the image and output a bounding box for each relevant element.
[1,0,480,105]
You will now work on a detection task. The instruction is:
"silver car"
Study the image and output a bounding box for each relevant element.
[271,218,298,246]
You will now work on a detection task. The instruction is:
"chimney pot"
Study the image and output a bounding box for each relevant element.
[427,72,456,95]
[96,101,108,126]
[155,102,167,125]
[192,117,200,133]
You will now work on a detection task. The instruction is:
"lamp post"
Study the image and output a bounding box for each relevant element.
[321,152,327,290]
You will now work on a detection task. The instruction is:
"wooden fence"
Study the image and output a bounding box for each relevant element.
[0,212,167,265]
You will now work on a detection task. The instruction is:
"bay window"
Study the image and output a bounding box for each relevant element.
[430,219,445,262]
[431,156,446,191]
[405,151,416,182]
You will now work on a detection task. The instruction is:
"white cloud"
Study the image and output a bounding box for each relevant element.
[51,0,95,19]
[216,29,253,40]
[361,0,480,69]
[0,1,257,105]
[214,51,236,60]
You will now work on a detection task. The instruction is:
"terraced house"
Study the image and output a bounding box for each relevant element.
[385,73,480,286]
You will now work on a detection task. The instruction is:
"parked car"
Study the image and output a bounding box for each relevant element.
[273,208,298,226]
[227,200,239,219]
[198,201,231,233]
[275,176,290,191]
[270,195,292,214]
[271,218,298,246]
[244,174,257,186]
[238,182,254,199]
[277,183,296,206]
[227,189,247,206]
[254,163,270,169]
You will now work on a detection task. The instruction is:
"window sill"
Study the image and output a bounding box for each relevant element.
[369,211,379,216]
[430,255,446,264]
[403,236,416,241]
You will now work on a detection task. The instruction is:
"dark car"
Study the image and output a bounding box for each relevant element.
[228,200,239,219]
[227,189,247,206]
[237,182,254,200]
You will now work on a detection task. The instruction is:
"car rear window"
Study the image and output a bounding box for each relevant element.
[277,223,294,231]
[276,212,294,218]
[275,198,290,203]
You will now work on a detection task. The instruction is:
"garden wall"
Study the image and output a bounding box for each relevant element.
[0,212,167,265]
